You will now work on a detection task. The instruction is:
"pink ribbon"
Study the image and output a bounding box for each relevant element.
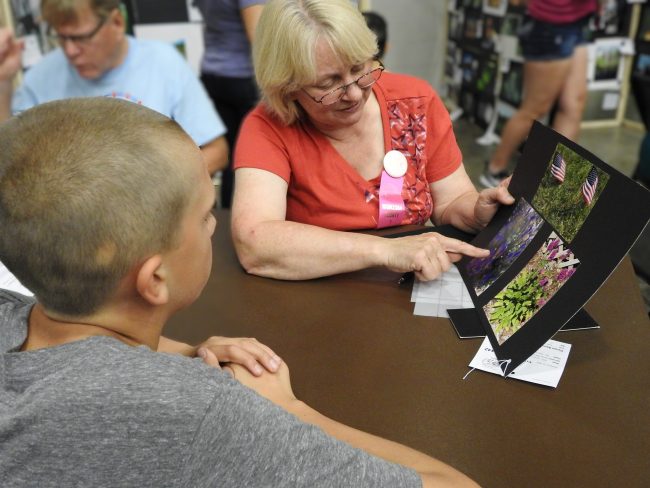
[377,170,405,228]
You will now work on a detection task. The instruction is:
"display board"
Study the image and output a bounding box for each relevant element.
[444,0,642,137]
[454,122,650,374]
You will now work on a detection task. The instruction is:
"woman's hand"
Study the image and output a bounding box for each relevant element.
[381,233,489,281]
[473,176,515,228]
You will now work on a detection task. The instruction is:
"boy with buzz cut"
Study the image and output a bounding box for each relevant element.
[0,98,477,487]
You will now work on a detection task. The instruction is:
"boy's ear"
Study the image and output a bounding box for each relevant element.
[135,255,169,306]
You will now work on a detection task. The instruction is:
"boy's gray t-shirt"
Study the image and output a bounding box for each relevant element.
[0,290,421,487]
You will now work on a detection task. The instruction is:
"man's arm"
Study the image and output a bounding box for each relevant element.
[200,135,229,175]
[241,4,264,43]
[223,361,480,488]
[0,28,23,122]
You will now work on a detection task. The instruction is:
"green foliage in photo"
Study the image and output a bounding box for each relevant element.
[488,269,542,335]
[484,232,579,345]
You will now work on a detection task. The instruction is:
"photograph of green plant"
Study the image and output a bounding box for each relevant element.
[483,232,580,345]
[532,143,609,242]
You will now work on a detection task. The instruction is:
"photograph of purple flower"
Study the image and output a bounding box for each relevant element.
[483,232,580,345]
[465,198,544,296]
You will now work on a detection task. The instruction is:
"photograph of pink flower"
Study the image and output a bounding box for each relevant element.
[483,232,580,345]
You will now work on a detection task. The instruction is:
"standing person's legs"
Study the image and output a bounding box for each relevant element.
[552,45,589,140]
[483,59,571,183]
[201,73,259,208]
[481,15,590,187]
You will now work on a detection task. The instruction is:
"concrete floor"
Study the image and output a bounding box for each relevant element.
[453,119,644,185]
[454,119,650,315]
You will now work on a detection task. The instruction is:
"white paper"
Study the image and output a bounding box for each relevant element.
[20,34,42,69]
[602,92,620,110]
[0,261,33,297]
[468,337,571,388]
[411,265,473,318]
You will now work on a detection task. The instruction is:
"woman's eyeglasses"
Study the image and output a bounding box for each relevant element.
[303,60,385,105]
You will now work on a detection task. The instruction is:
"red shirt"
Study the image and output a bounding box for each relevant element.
[528,0,597,24]
[234,72,462,231]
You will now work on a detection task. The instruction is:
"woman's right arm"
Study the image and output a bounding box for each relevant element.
[231,167,489,280]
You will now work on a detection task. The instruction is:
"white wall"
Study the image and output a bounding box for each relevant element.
[369,0,447,91]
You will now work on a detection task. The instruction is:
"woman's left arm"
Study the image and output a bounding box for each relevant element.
[430,165,514,233]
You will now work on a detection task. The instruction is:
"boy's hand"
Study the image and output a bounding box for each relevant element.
[223,361,297,406]
[196,336,282,376]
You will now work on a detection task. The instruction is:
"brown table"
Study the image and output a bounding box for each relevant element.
[165,211,650,488]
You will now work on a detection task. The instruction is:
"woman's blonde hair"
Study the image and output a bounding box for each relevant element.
[253,0,378,125]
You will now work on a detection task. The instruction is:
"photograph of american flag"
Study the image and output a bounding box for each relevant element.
[532,143,610,242]
[551,152,566,183]
[582,166,599,205]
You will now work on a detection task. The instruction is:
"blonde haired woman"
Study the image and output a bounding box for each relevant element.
[232,0,514,281]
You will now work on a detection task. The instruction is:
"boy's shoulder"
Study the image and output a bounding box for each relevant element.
[0,289,34,353]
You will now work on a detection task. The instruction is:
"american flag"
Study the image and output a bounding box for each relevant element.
[550,152,566,183]
[582,166,599,205]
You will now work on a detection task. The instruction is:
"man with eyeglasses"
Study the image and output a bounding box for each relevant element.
[0,0,228,176]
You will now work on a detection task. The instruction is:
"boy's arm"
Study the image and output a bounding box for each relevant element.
[224,361,480,488]
[157,335,281,376]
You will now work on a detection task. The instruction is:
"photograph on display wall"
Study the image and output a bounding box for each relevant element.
[483,0,508,17]
[483,232,580,345]
[466,198,545,296]
[590,0,631,37]
[481,15,501,50]
[532,143,610,243]
[499,61,523,106]
[463,12,484,40]
[461,49,480,89]
[500,12,522,36]
[476,54,498,94]
[588,38,626,89]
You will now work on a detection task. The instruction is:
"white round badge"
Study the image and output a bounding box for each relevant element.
[383,150,407,178]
